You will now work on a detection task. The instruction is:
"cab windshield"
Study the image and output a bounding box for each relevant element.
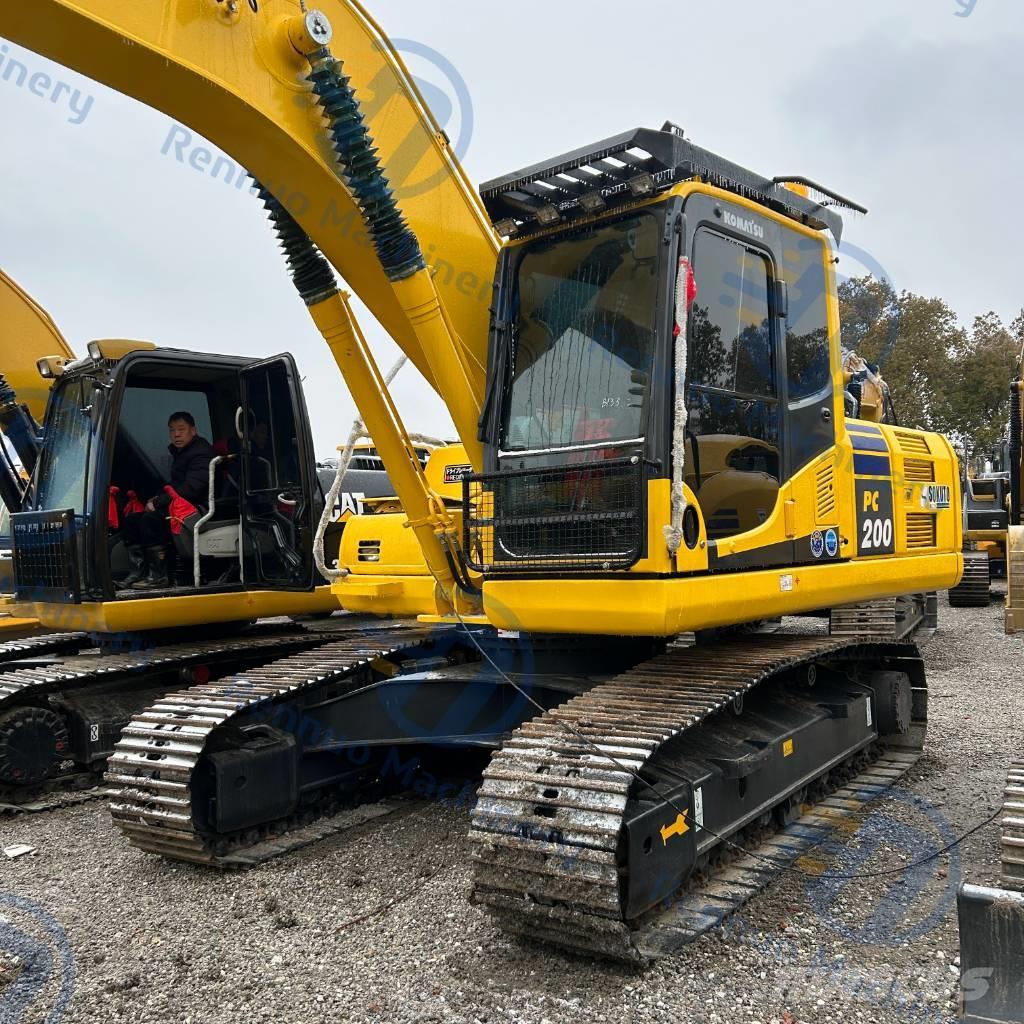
[502,212,661,454]
[31,376,94,516]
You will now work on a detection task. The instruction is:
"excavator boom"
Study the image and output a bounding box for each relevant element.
[0,0,497,444]
[0,267,74,422]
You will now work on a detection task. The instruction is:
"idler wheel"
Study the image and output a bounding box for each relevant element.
[0,706,69,786]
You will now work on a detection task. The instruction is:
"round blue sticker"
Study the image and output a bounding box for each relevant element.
[825,529,839,558]
[810,531,825,559]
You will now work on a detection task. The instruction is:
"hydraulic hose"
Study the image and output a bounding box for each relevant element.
[0,374,41,479]
[306,50,425,282]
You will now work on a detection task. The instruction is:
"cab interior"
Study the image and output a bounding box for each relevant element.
[107,357,315,597]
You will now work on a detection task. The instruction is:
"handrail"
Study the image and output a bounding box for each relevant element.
[193,455,236,588]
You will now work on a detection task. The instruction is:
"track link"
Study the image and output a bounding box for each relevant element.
[469,633,924,962]
[1004,761,1024,890]
[0,632,88,667]
[107,626,439,866]
[949,552,991,607]
[0,627,382,806]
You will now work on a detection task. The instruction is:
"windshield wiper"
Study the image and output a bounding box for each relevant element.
[479,319,513,444]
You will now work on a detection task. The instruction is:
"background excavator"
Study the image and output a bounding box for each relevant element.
[0,274,454,810]
[948,341,1024,632]
[950,445,1012,608]
[0,0,963,962]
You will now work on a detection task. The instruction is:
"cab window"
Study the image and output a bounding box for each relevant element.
[781,233,831,402]
[687,227,780,540]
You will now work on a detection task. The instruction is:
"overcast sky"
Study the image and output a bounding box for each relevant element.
[1,0,1019,453]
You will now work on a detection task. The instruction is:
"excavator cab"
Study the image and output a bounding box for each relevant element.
[473,132,840,583]
[10,343,326,630]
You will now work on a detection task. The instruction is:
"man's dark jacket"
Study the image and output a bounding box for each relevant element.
[152,436,214,510]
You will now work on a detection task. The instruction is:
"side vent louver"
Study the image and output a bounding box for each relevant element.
[894,430,931,456]
[358,540,382,563]
[816,462,836,524]
[905,513,937,549]
[903,458,936,483]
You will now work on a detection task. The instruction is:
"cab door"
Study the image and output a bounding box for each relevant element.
[238,354,317,590]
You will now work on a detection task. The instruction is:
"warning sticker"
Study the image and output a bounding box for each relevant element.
[443,464,473,485]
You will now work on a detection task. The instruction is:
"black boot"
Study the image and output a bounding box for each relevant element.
[121,545,148,587]
[132,547,170,590]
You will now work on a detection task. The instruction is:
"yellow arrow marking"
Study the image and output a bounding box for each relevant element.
[660,812,691,846]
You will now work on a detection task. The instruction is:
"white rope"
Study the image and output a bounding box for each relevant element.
[314,355,408,580]
[664,258,692,556]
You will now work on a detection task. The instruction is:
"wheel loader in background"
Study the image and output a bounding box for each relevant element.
[0,0,964,962]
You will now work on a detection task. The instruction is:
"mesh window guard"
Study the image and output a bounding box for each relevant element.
[463,457,646,574]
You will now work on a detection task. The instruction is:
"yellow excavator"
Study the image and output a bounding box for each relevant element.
[950,448,1011,607]
[0,268,77,640]
[0,1,963,960]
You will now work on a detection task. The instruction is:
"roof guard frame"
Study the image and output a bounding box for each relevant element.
[481,125,855,243]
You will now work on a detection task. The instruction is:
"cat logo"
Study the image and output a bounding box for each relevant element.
[332,492,366,522]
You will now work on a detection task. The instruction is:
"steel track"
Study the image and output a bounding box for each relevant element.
[469,633,925,962]
[0,632,89,667]
[0,626,388,805]
[1005,761,1024,890]
[107,626,438,866]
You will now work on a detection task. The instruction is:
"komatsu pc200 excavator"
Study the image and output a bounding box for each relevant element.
[0,1,964,961]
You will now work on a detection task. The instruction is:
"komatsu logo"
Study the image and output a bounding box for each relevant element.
[722,210,765,240]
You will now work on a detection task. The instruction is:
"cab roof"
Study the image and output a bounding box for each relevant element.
[480,124,862,242]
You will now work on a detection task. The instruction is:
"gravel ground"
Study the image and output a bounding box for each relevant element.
[0,596,1020,1024]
